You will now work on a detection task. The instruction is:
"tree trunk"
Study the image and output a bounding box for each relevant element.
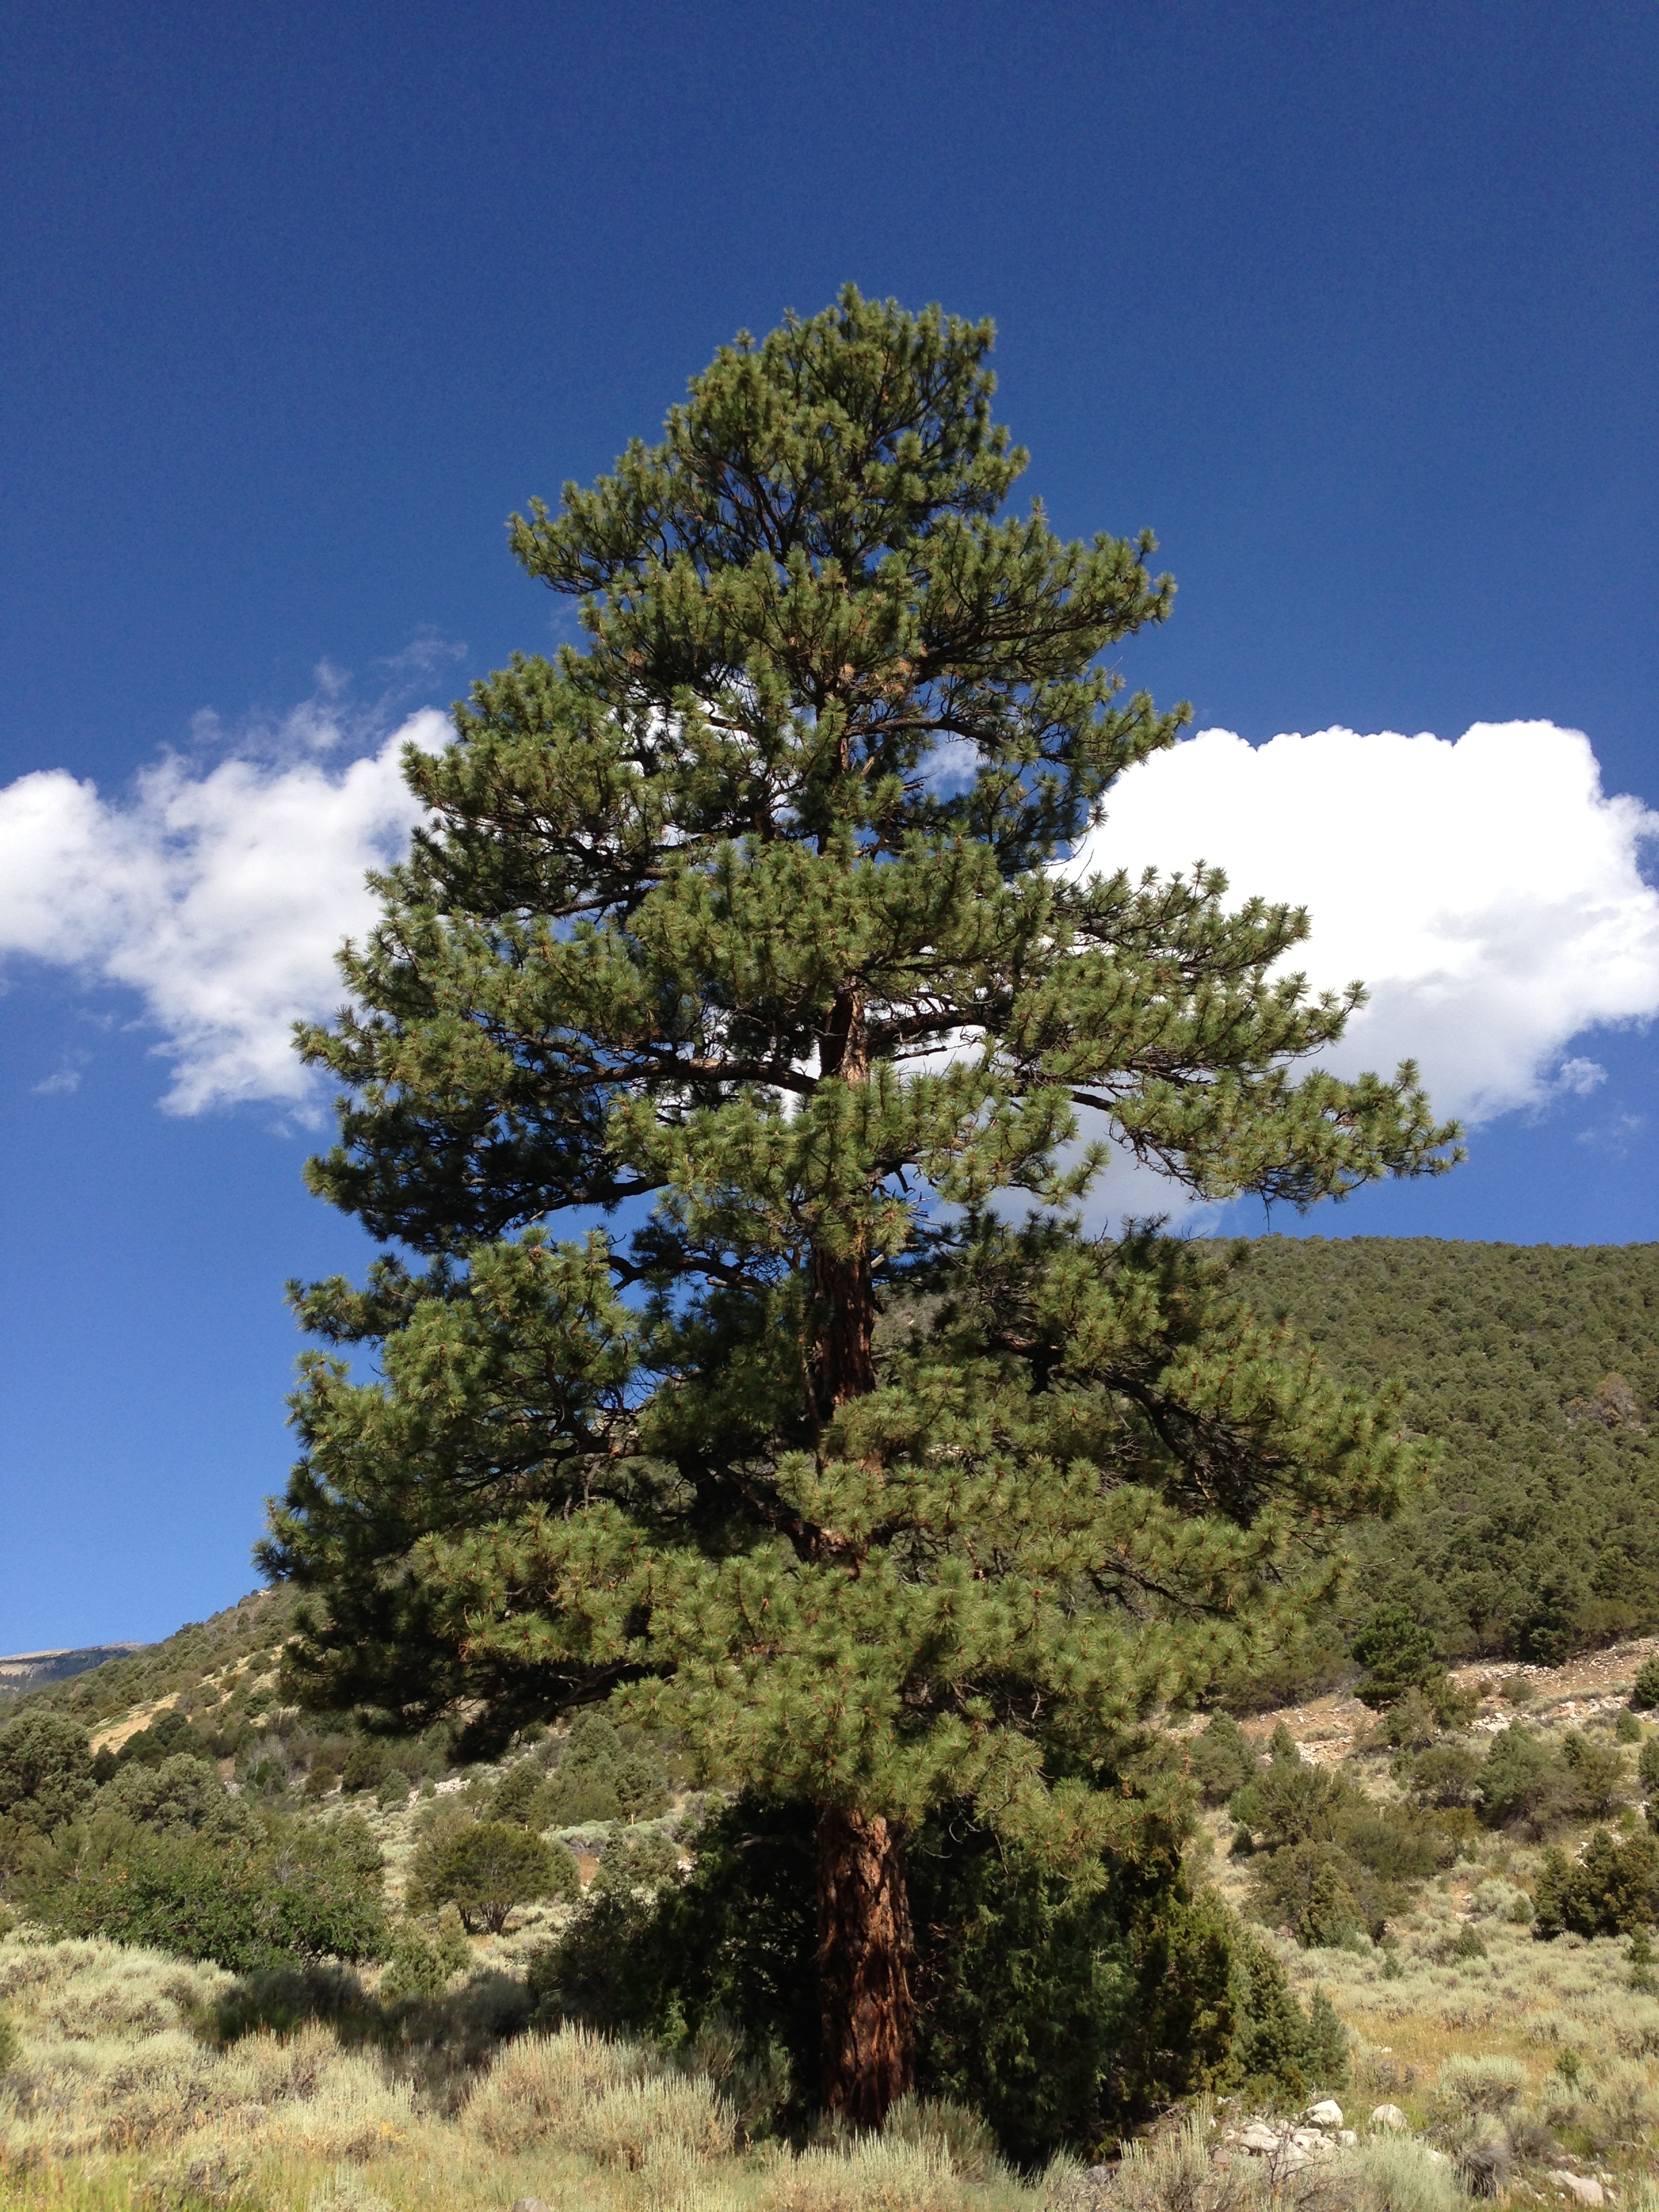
[808,1238,876,1412]
[815,1802,916,2126]
[811,984,908,2121]
[810,982,877,1417]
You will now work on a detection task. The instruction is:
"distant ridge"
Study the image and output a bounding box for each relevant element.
[0,1645,144,1694]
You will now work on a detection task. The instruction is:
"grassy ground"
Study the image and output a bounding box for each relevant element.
[0,1921,1052,2211]
[11,1645,1659,2209]
[0,1912,1487,2212]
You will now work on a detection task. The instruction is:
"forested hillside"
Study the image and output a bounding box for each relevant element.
[1223,1237,1659,1670]
[0,1591,298,1727]
[14,1240,1659,1732]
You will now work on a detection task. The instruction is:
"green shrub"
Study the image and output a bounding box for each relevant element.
[1406,1740,1481,1809]
[528,1798,817,2089]
[1476,1723,1582,1837]
[592,1828,681,1896]
[381,1923,451,2001]
[340,1739,390,1793]
[1187,1715,1258,1805]
[1234,1741,1448,1945]
[375,1769,411,1811]
[406,1818,577,1933]
[1534,1826,1659,1938]
[489,1759,550,1828]
[905,1816,1238,2160]
[98,1750,255,1837]
[0,1711,94,1831]
[530,1793,1324,2161]
[117,1707,214,1770]
[1618,1709,1643,1743]
[0,2007,17,2077]
[434,1901,472,1976]
[1229,1752,1353,1849]
[1631,1656,1659,1711]
[25,1807,386,1969]
[1248,1838,1382,1948]
[1560,1729,1630,1818]
[1380,1687,1442,1750]
[535,1713,673,1827]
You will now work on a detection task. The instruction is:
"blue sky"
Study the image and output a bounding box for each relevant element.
[2,1,1656,1650]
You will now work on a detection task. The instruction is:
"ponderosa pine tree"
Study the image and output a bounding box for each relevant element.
[262,289,1456,2123]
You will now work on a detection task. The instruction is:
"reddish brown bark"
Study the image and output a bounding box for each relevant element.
[810,983,909,2119]
[808,1238,876,1412]
[815,1803,916,2126]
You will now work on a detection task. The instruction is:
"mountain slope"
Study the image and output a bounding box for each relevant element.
[1222,1237,1659,1664]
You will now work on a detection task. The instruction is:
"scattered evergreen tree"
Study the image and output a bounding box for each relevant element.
[1633,1657,1659,1711]
[99,1751,255,1839]
[1350,1603,1444,1709]
[1219,1239,1659,1671]
[340,1739,390,1793]
[529,1790,1327,2158]
[1186,1714,1259,1805]
[1534,1827,1659,1940]
[406,1818,577,1932]
[264,290,1452,2121]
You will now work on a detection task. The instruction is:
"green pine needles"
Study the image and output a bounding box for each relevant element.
[262,288,1456,2122]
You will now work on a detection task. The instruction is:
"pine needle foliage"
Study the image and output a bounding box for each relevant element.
[261,289,1453,2119]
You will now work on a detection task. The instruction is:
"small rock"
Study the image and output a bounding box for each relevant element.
[1338,2130,1358,2146]
[1307,2100,1345,2129]
[1371,2104,1408,2131]
[1549,2175,1605,2207]
[1237,2122,1282,2153]
[512,2200,552,2212]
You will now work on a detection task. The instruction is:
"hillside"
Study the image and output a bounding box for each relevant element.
[13,1240,1659,1740]
[0,1645,142,1696]
[0,1588,299,1729]
[1222,1237,1659,1670]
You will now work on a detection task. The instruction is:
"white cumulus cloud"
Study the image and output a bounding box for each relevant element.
[1074,721,1659,1126]
[0,714,443,1112]
[3,712,1654,1134]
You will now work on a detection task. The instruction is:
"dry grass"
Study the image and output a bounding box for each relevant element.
[0,1930,1048,2212]
[11,1663,1659,2209]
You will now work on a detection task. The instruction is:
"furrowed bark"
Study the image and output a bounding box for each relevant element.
[815,1803,916,2125]
[810,982,913,2118]
[808,1239,876,1411]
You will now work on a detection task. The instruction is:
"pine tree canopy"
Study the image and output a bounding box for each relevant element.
[262,289,1457,2119]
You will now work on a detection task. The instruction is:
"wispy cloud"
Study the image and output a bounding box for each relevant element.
[0,710,443,1112]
